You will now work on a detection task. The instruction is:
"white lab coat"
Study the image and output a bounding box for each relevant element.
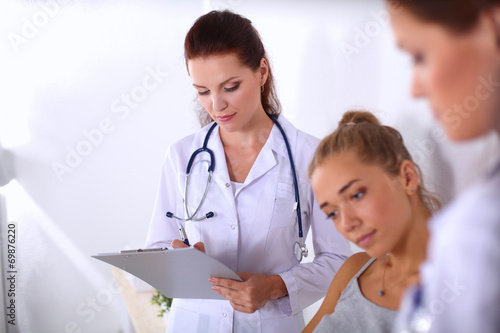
[145,115,351,333]
[394,162,500,333]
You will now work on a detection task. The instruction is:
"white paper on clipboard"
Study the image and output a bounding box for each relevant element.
[92,247,242,300]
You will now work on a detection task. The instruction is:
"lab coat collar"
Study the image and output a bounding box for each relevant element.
[196,114,297,187]
[203,124,231,181]
[197,124,237,211]
[240,114,298,186]
[267,114,297,161]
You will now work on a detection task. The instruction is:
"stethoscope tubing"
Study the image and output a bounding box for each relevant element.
[166,113,307,260]
[266,113,304,240]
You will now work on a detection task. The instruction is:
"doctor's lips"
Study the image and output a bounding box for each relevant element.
[217,113,236,122]
[356,230,376,248]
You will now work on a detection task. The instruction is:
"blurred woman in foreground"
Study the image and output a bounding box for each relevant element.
[388,1,500,332]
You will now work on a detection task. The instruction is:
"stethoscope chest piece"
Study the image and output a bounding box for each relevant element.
[293,240,308,262]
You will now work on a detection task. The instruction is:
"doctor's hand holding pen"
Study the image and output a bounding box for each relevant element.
[171,238,205,253]
[171,239,288,313]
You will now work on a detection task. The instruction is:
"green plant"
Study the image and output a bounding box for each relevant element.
[150,289,173,317]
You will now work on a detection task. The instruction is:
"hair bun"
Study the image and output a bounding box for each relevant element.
[338,110,381,127]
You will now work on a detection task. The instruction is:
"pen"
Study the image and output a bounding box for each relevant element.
[178,224,190,246]
[120,248,167,254]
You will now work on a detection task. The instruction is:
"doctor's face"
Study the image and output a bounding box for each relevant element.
[390,6,500,140]
[187,53,268,132]
[311,150,412,258]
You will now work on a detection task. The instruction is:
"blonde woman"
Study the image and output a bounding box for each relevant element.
[304,111,439,333]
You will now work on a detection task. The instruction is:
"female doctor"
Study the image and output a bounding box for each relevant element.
[144,10,351,333]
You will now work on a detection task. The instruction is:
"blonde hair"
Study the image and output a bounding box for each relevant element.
[309,110,441,212]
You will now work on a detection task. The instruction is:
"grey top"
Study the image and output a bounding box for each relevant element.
[314,258,398,333]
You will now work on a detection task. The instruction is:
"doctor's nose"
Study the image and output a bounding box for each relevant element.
[411,69,426,98]
[212,94,228,112]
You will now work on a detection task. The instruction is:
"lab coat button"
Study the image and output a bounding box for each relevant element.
[225,183,230,187]
[231,224,236,230]
[222,312,227,318]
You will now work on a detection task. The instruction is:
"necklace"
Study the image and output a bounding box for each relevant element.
[378,255,419,296]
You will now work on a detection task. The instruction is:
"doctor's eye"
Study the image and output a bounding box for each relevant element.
[327,210,339,221]
[224,82,240,92]
[198,90,210,96]
[413,52,425,65]
[352,189,365,200]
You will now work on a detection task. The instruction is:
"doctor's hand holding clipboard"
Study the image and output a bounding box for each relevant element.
[143,10,352,333]
[171,238,288,314]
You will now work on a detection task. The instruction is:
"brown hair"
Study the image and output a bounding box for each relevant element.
[388,0,500,32]
[184,10,281,127]
[309,110,441,213]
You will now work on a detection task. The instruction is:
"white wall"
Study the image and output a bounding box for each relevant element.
[0,0,499,332]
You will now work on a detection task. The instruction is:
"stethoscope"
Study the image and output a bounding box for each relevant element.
[166,113,308,262]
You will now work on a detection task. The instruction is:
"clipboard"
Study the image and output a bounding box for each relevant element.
[92,247,242,300]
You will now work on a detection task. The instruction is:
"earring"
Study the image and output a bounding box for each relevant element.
[410,189,415,193]
[261,85,264,93]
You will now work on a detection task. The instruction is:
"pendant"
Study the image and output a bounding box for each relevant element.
[378,290,384,296]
